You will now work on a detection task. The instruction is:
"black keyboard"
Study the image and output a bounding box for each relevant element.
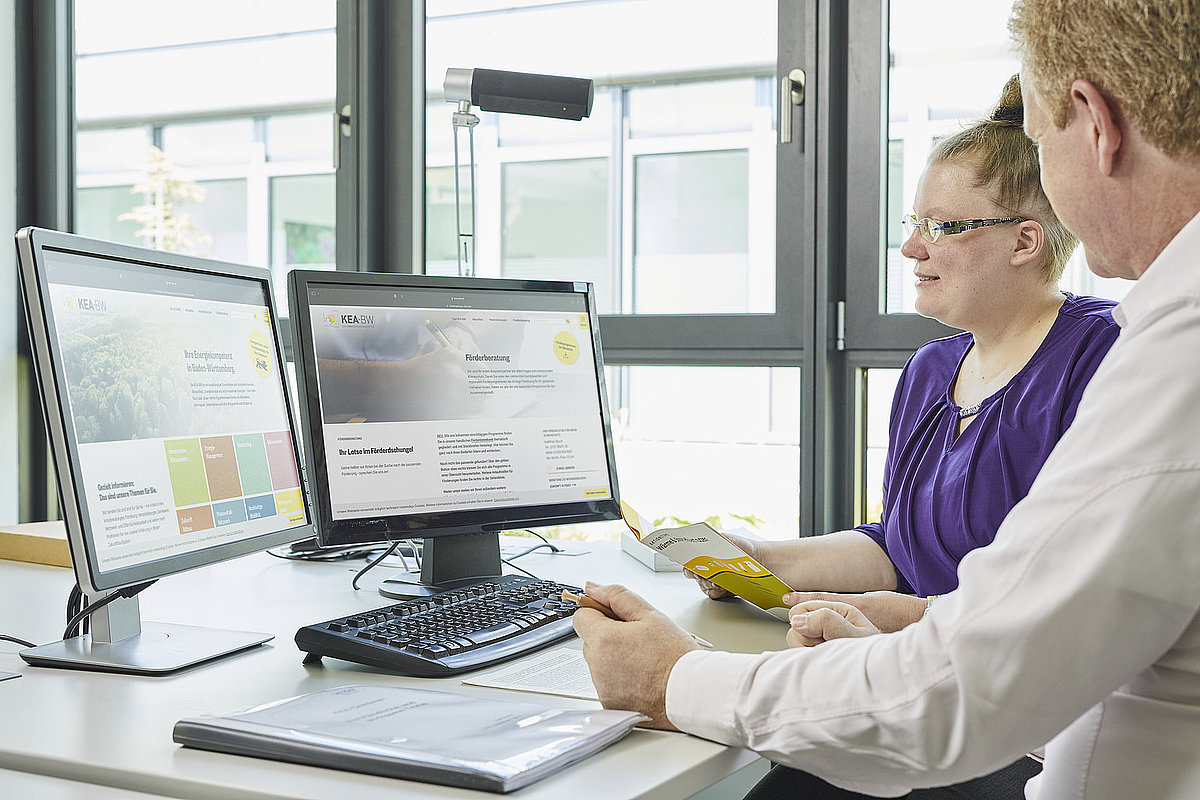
[295,575,584,677]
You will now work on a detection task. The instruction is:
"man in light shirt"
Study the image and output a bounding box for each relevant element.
[573,2,1200,797]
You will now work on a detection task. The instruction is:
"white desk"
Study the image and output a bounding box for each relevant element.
[0,768,181,799]
[0,540,784,799]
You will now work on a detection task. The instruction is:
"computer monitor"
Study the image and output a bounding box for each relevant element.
[287,269,620,599]
[15,228,315,674]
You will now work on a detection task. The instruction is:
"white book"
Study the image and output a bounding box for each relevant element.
[173,684,645,793]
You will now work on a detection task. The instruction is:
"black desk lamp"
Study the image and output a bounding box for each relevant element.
[443,68,595,276]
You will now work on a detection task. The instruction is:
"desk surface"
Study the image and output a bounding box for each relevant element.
[0,539,785,800]
[0,768,180,799]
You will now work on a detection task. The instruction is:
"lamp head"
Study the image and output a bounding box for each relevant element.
[444,67,594,121]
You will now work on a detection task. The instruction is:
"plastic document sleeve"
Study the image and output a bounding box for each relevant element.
[173,684,645,793]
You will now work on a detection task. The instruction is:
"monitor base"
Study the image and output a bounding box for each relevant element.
[378,571,443,600]
[377,531,502,601]
[19,622,272,675]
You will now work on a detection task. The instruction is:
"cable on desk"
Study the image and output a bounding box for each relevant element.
[505,529,563,558]
[267,543,393,562]
[346,532,563,589]
[0,633,35,648]
[63,580,157,641]
[351,541,405,591]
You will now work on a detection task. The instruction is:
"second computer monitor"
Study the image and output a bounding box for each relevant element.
[15,227,314,674]
[287,270,620,598]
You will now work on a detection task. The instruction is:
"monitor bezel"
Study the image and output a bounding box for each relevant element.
[16,227,316,595]
[286,268,621,549]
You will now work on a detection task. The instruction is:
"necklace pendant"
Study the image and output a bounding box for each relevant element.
[958,402,983,419]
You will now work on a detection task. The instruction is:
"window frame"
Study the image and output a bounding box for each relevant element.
[13,0,73,523]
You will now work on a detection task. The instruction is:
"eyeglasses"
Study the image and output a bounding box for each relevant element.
[901,214,1026,244]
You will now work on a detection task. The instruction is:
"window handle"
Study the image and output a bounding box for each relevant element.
[332,104,352,169]
[779,68,806,146]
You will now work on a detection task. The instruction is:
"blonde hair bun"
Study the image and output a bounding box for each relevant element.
[988,75,1025,127]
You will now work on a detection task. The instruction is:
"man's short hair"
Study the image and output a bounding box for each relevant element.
[1010,0,1200,163]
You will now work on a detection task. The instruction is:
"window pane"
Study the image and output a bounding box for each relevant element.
[628,79,758,138]
[501,159,611,305]
[633,150,754,313]
[271,173,335,315]
[862,368,900,525]
[75,2,334,123]
[77,128,148,175]
[161,119,256,168]
[266,113,332,162]
[76,186,141,246]
[608,366,801,541]
[173,179,248,263]
[426,166,461,269]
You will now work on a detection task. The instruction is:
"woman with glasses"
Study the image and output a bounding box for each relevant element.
[690,76,1120,798]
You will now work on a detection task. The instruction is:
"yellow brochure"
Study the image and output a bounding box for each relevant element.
[621,501,792,621]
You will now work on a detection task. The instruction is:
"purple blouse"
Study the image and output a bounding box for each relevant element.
[857,294,1119,596]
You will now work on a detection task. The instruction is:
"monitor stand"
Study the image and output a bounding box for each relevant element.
[20,594,272,675]
[379,530,503,600]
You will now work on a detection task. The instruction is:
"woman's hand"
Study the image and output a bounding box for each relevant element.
[784,590,927,633]
[783,590,930,647]
[683,567,731,599]
[787,600,880,647]
[683,531,761,600]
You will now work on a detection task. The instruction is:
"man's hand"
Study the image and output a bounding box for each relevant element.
[783,590,927,638]
[572,582,699,730]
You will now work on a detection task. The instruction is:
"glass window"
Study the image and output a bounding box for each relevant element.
[270,173,335,315]
[266,112,332,163]
[77,127,148,175]
[628,79,759,138]
[501,158,610,302]
[271,175,335,267]
[74,2,334,123]
[75,186,141,246]
[161,119,257,168]
[173,179,248,263]
[862,368,900,525]
[426,166,461,270]
[608,366,801,541]
[633,150,753,313]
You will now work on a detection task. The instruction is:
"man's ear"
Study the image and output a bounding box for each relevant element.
[1011,219,1044,268]
[1071,78,1122,176]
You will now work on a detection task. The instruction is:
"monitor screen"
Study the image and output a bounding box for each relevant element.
[287,269,620,597]
[16,228,314,673]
